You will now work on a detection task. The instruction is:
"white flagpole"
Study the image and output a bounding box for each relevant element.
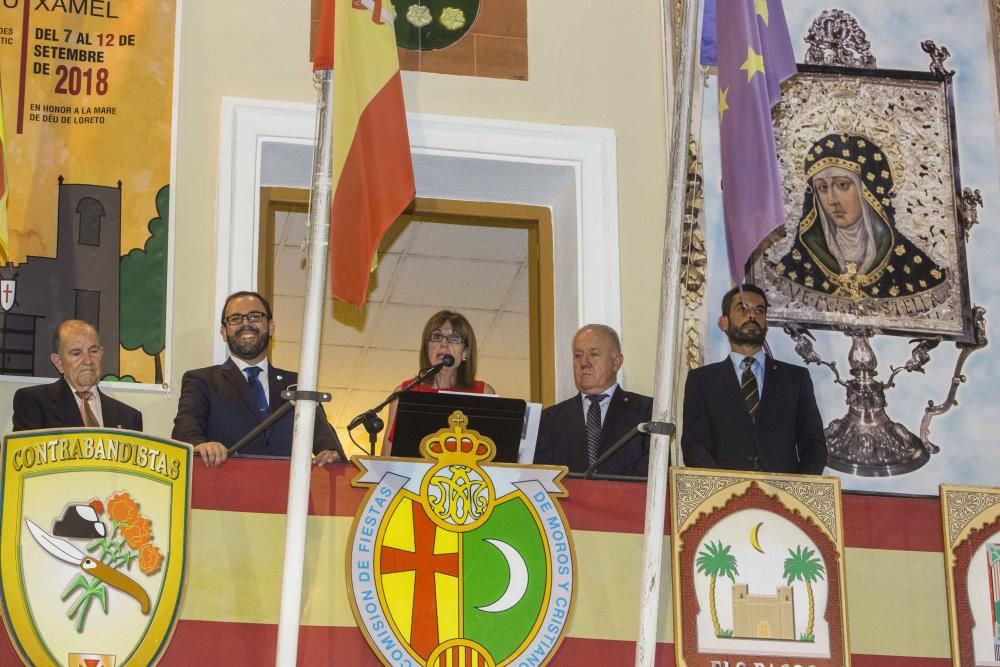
[274,69,334,666]
[635,0,701,664]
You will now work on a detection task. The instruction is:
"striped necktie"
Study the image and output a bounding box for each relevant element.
[741,357,760,421]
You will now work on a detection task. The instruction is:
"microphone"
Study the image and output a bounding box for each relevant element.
[429,354,455,372]
[346,354,456,447]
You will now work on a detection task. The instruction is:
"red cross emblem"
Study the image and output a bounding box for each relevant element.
[380,500,459,658]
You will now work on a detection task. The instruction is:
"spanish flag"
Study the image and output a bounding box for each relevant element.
[0,75,9,264]
[313,0,415,306]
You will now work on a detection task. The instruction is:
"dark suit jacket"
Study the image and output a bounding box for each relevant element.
[12,378,143,431]
[171,359,340,457]
[681,356,827,474]
[534,387,653,476]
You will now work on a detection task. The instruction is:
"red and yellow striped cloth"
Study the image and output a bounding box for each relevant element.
[1,461,954,665]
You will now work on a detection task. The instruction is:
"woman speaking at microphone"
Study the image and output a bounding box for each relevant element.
[381,310,495,455]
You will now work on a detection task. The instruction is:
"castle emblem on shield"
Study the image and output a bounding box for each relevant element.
[348,411,576,666]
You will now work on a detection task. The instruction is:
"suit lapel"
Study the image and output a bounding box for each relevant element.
[600,388,628,448]
[51,379,84,427]
[222,359,265,422]
[756,356,783,424]
[267,367,288,416]
[716,358,755,429]
[562,395,587,468]
[97,390,114,427]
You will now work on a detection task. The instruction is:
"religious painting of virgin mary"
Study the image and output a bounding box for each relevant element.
[773,133,947,301]
[750,67,975,342]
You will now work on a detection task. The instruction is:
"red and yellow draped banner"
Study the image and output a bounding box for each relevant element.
[0,461,957,665]
[313,0,415,306]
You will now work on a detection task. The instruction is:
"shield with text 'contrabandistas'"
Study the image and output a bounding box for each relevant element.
[1,429,191,667]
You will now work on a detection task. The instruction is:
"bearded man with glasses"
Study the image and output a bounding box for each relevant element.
[172,290,342,467]
[681,284,826,474]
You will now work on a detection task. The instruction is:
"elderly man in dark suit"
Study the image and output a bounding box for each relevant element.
[13,320,143,431]
[681,284,827,474]
[172,291,342,467]
[534,324,653,476]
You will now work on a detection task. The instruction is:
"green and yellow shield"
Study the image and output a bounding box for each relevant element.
[348,411,576,666]
[0,429,191,666]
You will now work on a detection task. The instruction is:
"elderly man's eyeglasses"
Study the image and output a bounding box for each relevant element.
[428,332,465,344]
[224,311,267,326]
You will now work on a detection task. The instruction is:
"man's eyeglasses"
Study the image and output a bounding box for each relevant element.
[427,332,465,344]
[224,311,267,326]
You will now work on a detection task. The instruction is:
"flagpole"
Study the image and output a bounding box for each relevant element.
[274,69,334,667]
[635,0,701,664]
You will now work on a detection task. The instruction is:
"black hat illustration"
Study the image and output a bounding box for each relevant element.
[52,501,106,539]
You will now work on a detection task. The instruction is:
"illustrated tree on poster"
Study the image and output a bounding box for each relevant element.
[115,185,169,384]
[783,544,825,641]
[696,540,739,637]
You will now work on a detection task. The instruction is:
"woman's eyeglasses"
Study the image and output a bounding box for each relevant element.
[427,332,465,344]
[224,311,267,326]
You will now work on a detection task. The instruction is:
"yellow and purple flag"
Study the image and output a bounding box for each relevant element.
[716,0,796,283]
[312,0,415,306]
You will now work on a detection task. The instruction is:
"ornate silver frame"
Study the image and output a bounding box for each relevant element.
[748,64,977,343]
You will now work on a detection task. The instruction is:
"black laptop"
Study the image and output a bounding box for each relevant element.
[391,392,527,463]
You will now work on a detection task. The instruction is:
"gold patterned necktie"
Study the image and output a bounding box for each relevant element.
[77,390,98,427]
[741,357,760,421]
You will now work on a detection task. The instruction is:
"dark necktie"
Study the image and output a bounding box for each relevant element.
[77,390,98,427]
[585,393,607,465]
[741,357,760,421]
[244,366,268,417]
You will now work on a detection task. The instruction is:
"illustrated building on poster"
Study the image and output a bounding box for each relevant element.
[0,178,122,377]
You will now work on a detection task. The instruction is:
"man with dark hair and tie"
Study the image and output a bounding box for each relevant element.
[12,320,143,431]
[172,291,342,467]
[533,324,653,476]
[681,284,827,474]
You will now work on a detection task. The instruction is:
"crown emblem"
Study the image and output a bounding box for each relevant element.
[419,410,496,465]
[418,411,497,532]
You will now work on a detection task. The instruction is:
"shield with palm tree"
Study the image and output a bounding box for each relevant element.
[783,544,826,641]
[696,540,740,637]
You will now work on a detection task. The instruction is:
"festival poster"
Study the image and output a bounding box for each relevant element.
[0,0,176,384]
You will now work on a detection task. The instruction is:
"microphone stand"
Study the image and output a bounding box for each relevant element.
[348,358,453,455]
[227,388,344,462]
[584,421,675,480]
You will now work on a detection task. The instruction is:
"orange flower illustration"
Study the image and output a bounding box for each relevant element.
[121,516,152,549]
[106,492,139,525]
[138,543,163,575]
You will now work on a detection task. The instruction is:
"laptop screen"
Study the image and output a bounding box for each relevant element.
[391,392,527,463]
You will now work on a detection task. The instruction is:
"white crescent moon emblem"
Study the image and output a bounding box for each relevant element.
[476,539,528,613]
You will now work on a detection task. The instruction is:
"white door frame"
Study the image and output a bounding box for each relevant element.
[215,97,621,398]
